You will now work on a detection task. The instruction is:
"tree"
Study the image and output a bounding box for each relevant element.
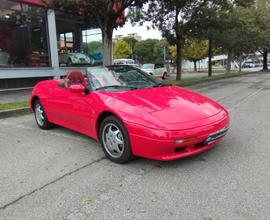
[153,40,169,63]
[122,36,138,56]
[186,0,232,76]
[183,39,208,71]
[234,0,255,7]
[169,45,177,63]
[215,1,260,73]
[138,0,225,80]
[113,39,132,58]
[82,41,102,54]
[133,39,158,63]
[143,0,189,80]
[51,0,146,65]
[253,0,270,70]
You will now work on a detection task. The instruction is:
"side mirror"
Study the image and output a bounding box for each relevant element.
[69,84,85,93]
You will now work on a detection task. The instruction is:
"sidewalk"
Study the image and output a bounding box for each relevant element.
[0,88,31,104]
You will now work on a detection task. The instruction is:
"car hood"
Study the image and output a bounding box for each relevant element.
[98,86,224,125]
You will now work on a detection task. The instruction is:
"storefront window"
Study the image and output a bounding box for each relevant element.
[0,2,49,68]
[60,32,74,51]
[56,11,102,67]
[82,29,103,65]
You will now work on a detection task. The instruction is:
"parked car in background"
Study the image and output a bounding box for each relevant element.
[141,63,168,79]
[0,48,9,67]
[113,58,140,68]
[59,52,91,66]
[89,52,103,65]
[25,52,49,67]
[242,60,258,68]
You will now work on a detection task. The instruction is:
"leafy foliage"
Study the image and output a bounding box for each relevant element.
[113,39,132,58]
[133,39,159,63]
[122,36,138,53]
[153,40,169,63]
[82,41,102,54]
[183,39,208,62]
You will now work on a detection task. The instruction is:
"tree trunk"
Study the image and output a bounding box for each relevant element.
[176,41,182,80]
[238,55,242,72]
[175,6,182,81]
[208,37,212,77]
[102,25,113,66]
[194,60,197,72]
[263,50,268,71]
[226,50,233,73]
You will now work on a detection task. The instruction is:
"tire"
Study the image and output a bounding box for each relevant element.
[99,116,133,163]
[33,100,53,129]
[162,72,168,79]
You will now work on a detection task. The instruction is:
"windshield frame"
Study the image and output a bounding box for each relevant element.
[86,65,163,92]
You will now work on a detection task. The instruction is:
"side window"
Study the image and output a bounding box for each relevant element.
[156,64,163,68]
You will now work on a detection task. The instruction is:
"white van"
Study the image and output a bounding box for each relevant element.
[113,59,139,67]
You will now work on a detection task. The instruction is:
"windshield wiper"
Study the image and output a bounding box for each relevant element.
[153,82,171,88]
[96,85,137,91]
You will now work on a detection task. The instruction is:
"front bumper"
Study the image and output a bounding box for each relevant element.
[125,115,229,161]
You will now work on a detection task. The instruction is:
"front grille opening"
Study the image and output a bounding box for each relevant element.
[175,146,187,153]
[194,142,206,149]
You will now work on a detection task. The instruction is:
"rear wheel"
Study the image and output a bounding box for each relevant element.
[99,116,133,163]
[34,100,53,129]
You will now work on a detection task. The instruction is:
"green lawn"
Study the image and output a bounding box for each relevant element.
[167,72,248,86]
[0,101,29,111]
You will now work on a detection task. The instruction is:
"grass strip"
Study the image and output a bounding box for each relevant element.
[168,72,249,86]
[0,101,29,111]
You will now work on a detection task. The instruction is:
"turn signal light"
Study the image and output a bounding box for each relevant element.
[175,137,196,144]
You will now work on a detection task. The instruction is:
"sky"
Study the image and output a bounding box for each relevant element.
[82,21,162,42]
[113,21,162,40]
[83,22,162,42]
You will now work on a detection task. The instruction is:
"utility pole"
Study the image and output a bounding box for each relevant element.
[164,46,170,74]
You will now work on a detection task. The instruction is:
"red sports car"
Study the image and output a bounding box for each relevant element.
[30,65,230,163]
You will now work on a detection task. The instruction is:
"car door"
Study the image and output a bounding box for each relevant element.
[154,64,163,76]
[48,83,95,136]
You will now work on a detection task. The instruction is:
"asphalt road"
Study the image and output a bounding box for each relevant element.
[1,73,270,220]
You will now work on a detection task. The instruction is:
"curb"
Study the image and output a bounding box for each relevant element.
[0,108,31,119]
[172,72,251,87]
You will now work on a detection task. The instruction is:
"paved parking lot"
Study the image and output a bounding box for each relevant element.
[1,73,270,220]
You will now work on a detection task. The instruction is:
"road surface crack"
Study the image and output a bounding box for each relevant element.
[0,156,105,210]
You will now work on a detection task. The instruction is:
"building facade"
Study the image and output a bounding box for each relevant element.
[0,0,102,89]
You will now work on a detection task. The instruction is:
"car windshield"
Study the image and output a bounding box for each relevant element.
[142,64,154,69]
[87,66,161,91]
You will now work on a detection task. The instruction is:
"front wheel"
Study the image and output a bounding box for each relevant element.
[99,116,133,163]
[162,72,168,79]
[34,100,53,129]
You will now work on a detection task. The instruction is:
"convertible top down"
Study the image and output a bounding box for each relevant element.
[30,65,230,163]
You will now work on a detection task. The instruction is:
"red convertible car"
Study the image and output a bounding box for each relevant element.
[30,65,229,163]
